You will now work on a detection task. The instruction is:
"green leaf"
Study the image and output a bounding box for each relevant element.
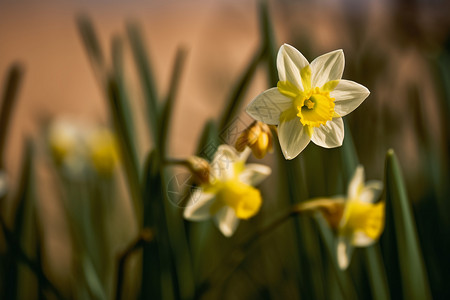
[258,0,278,86]
[382,149,432,300]
[76,15,108,84]
[159,47,188,156]
[0,63,24,167]
[196,120,219,162]
[141,151,178,300]
[218,47,264,131]
[109,37,142,223]
[3,140,34,300]
[126,22,159,143]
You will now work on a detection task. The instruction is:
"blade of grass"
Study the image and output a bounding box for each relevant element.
[126,22,159,143]
[383,149,432,300]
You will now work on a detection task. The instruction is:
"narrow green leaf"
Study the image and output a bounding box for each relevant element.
[159,47,188,156]
[3,140,34,300]
[383,149,432,300]
[315,214,358,300]
[109,37,142,224]
[126,22,159,143]
[76,15,108,84]
[218,47,264,131]
[141,150,178,300]
[195,120,219,162]
[258,0,278,86]
[363,245,390,300]
[0,63,24,168]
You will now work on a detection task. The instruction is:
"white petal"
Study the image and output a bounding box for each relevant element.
[214,206,240,237]
[310,49,345,88]
[348,165,365,200]
[246,88,293,125]
[311,118,344,148]
[238,147,252,163]
[352,232,376,247]
[337,236,354,270]
[360,180,383,203]
[278,117,311,160]
[239,164,272,186]
[331,80,370,117]
[183,190,216,221]
[277,44,309,90]
[210,145,239,180]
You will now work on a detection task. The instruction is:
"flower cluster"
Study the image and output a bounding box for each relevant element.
[182,44,384,269]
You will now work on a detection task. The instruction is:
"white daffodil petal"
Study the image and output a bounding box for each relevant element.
[348,165,365,200]
[278,117,311,160]
[331,80,370,117]
[360,180,383,203]
[352,231,376,247]
[337,236,354,270]
[210,145,239,180]
[214,206,240,237]
[311,118,344,148]
[311,49,345,88]
[246,88,293,125]
[277,44,309,90]
[239,163,272,186]
[183,190,216,221]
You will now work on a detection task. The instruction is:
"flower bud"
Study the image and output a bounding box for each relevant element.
[235,121,273,159]
[186,156,211,185]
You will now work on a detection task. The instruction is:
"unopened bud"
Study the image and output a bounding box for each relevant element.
[235,121,273,159]
[294,198,345,229]
[186,156,211,185]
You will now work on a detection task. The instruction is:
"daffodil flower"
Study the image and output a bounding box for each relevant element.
[183,145,271,237]
[337,166,384,270]
[246,44,370,160]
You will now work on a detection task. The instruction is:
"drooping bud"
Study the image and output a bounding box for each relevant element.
[235,121,273,159]
[185,156,211,185]
[293,198,345,229]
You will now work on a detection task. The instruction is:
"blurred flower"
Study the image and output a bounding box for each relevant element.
[184,145,271,237]
[246,44,370,160]
[48,118,87,175]
[336,166,384,270]
[235,121,273,159]
[87,128,119,176]
[185,156,211,185]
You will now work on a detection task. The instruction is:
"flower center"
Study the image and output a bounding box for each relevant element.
[296,87,335,128]
[212,179,262,219]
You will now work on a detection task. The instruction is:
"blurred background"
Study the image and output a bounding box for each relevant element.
[1,0,449,299]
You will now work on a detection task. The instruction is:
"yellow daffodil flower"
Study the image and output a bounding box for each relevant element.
[246,44,370,160]
[87,128,119,176]
[183,145,271,237]
[337,165,384,269]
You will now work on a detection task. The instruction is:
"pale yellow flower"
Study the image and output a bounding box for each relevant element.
[246,44,370,160]
[184,145,271,237]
